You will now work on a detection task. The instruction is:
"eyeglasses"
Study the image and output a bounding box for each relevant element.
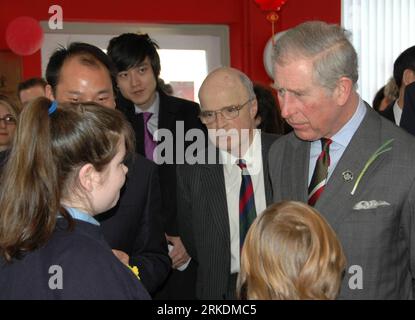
[199,99,253,125]
[0,115,16,126]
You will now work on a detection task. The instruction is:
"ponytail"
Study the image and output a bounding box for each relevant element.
[0,97,69,261]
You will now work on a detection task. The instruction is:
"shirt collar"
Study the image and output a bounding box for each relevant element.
[134,91,160,115]
[330,97,367,148]
[220,129,261,174]
[64,207,100,226]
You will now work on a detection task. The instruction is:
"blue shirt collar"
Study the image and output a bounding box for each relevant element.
[64,207,100,226]
[330,97,366,148]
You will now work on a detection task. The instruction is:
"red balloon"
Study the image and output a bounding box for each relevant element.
[254,0,287,11]
[5,16,44,56]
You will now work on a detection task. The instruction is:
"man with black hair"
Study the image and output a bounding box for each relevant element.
[17,77,48,104]
[45,42,170,294]
[381,45,415,125]
[107,33,205,299]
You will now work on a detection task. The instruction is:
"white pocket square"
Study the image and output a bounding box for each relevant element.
[353,200,391,210]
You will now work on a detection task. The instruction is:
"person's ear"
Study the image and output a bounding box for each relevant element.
[78,163,99,192]
[45,84,54,100]
[333,77,353,106]
[255,115,262,127]
[249,99,258,119]
[403,69,415,87]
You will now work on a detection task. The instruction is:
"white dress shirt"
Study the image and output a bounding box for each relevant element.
[220,131,267,274]
[393,100,402,126]
[134,91,160,134]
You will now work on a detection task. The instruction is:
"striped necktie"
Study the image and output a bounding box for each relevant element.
[308,138,332,206]
[237,159,257,249]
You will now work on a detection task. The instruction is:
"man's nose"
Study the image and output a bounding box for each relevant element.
[214,111,228,128]
[279,93,296,119]
[130,73,140,87]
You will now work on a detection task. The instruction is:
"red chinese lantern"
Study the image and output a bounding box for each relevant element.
[6,16,44,56]
[254,0,287,45]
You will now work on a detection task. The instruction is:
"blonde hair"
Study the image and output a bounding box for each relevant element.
[0,95,21,119]
[237,201,346,300]
[384,77,399,101]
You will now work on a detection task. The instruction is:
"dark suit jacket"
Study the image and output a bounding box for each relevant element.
[177,133,279,300]
[269,106,415,299]
[380,101,396,124]
[0,218,150,300]
[400,82,415,136]
[116,90,206,235]
[96,153,170,294]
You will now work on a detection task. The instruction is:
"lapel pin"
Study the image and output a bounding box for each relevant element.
[342,170,353,182]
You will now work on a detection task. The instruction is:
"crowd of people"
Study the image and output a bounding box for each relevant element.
[1,20,415,300]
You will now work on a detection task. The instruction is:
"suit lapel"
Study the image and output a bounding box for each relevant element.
[315,107,384,227]
[261,133,278,204]
[158,91,178,132]
[286,138,309,202]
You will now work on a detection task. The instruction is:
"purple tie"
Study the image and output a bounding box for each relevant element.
[142,112,156,161]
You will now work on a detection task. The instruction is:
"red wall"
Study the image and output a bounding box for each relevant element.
[0,0,340,85]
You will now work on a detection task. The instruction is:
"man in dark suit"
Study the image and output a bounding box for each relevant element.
[107,34,206,298]
[401,81,415,136]
[177,67,278,299]
[45,42,170,294]
[269,21,415,299]
[380,45,415,125]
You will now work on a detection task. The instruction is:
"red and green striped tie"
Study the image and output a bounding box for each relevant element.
[237,159,257,249]
[308,138,332,206]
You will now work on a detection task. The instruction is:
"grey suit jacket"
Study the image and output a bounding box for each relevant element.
[177,133,278,300]
[268,106,415,299]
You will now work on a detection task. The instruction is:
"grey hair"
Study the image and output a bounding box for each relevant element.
[272,21,358,91]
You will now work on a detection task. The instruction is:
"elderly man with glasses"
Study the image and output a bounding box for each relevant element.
[176,67,279,300]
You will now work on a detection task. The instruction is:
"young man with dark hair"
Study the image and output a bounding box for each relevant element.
[107,33,205,299]
[17,77,48,104]
[45,42,170,295]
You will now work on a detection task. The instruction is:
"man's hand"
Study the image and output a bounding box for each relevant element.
[112,249,130,266]
[166,235,191,269]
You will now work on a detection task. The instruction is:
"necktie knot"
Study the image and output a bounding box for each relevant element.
[237,159,247,170]
[143,112,153,124]
[321,138,332,152]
